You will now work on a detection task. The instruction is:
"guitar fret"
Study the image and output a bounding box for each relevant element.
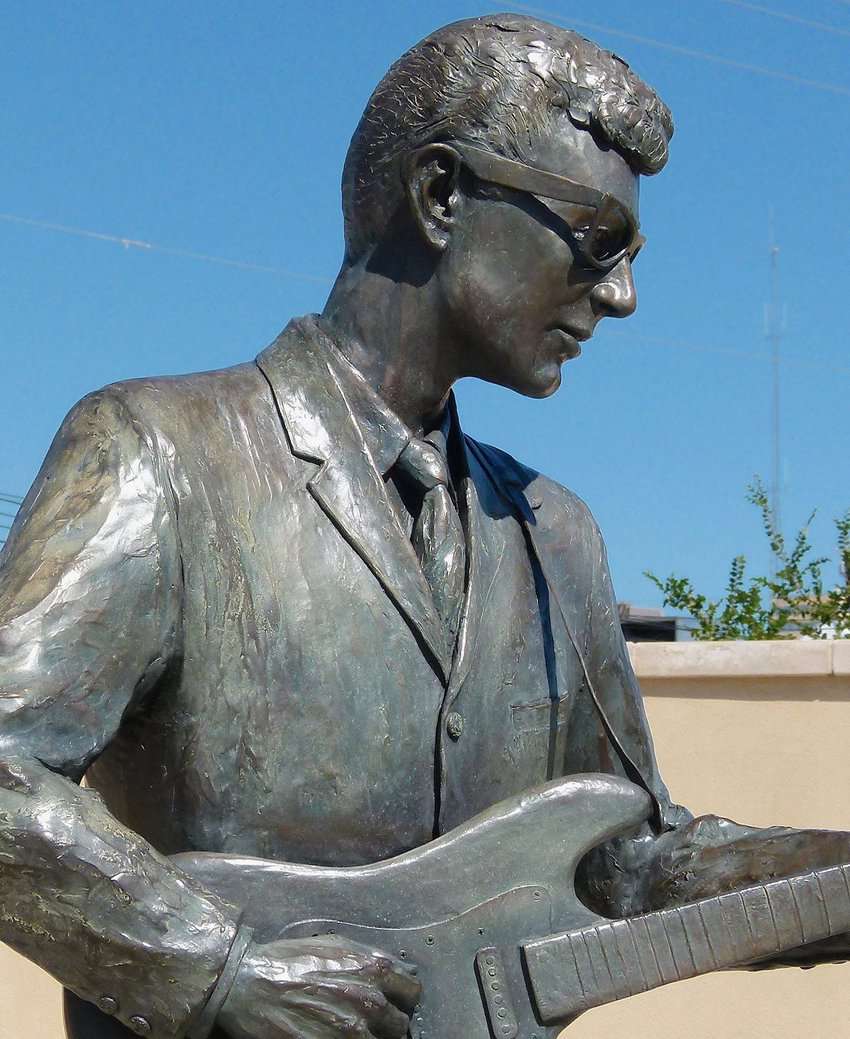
[644,912,679,983]
[610,919,648,995]
[697,905,719,969]
[738,890,756,947]
[626,915,664,990]
[570,931,598,1005]
[784,878,805,946]
[595,923,631,997]
[816,866,850,935]
[816,873,831,932]
[583,927,616,1003]
[765,880,806,951]
[696,896,737,966]
[741,886,780,957]
[764,883,781,947]
[561,933,589,1013]
[814,871,834,934]
[661,909,696,979]
[679,903,717,973]
[717,891,751,964]
[789,874,830,943]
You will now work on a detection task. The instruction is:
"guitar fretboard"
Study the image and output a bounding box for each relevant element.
[523,863,850,1024]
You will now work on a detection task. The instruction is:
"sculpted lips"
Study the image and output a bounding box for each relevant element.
[549,324,592,360]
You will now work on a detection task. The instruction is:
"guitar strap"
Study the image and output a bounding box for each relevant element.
[466,439,664,834]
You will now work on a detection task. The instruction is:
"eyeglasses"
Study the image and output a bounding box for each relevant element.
[446,142,644,273]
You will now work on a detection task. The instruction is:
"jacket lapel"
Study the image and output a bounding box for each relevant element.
[465,436,583,655]
[256,319,452,682]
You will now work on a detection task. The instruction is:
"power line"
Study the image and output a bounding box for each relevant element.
[606,332,850,378]
[719,0,850,38]
[511,2,850,97]
[0,214,333,287]
[0,493,20,545]
[0,497,21,548]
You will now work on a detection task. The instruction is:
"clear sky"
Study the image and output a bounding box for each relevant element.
[2,0,848,605]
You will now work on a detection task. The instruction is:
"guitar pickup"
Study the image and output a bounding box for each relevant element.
[475,947,519,1039]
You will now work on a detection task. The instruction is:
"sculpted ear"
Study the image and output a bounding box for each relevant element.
[403,145,463,252]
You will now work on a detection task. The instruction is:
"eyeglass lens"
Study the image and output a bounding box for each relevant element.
[584,198,638,268]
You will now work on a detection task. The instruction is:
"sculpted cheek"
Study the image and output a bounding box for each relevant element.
[463,249,516,310]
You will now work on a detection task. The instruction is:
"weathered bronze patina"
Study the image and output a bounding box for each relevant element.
[1,14,849,1039]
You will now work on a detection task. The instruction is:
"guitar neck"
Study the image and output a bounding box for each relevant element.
[523,862,850,1025]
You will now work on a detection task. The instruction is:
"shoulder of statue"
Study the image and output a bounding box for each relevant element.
[98,361,265,418]
[464,434,598,533]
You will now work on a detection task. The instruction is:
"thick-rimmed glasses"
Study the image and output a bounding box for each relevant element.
[445,142,644,273]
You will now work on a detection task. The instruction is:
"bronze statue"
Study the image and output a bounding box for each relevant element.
[1,14,848,1039]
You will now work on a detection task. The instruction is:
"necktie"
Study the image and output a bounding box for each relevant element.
[396,434,466,654]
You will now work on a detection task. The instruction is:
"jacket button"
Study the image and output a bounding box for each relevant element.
[129,1017,151,1036]
[97,996,118,1015]
[446,711,464,740]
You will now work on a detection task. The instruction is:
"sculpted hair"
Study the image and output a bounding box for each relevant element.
[342,13,673,262]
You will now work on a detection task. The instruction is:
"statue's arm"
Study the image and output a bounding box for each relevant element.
[562,510,690,833]
[573,512,850,965]
[0,389,239,1037]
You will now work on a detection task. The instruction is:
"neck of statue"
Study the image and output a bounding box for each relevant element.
[321,254,456,437]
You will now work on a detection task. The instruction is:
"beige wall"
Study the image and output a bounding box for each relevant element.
[2,642,850,1038]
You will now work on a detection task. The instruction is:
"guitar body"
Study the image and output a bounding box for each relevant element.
[174,774,652,1039]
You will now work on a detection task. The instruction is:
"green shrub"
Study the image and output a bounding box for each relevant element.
[645,478,850,640]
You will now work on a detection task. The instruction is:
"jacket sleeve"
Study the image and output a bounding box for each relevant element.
[0,389,238,1037]
[573,510,850,967]
[561,506,690,829]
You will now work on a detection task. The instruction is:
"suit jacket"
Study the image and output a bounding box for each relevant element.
[0,315,679,1036]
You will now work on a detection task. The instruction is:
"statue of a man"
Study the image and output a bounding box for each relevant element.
[1,14,848,1039]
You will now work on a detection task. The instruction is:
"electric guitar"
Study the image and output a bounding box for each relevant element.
[175,775,850,1039]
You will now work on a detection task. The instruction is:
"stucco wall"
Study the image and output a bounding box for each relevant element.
[2,641,850,1038]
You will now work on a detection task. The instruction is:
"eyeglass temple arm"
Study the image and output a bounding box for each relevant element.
[448,142,608,210]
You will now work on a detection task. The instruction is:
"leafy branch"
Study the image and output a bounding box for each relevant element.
[645,478,850,640]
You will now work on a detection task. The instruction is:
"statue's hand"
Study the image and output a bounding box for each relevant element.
[217,935,421,1038]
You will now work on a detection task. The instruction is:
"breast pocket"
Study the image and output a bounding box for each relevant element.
[511,695,570,733]
[509,692,578,783]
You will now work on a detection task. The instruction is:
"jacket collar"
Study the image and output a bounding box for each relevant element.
[256,316,455,681]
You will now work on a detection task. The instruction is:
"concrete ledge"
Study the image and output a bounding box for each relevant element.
[834,640,850,676]
[627,639,847,679]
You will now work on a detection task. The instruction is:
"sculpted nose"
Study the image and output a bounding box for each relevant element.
[589,258,637,319]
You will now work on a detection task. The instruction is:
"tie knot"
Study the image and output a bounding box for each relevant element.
[397,436,449,492]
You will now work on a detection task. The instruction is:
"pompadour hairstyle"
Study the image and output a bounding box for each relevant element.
[341,13,673,262]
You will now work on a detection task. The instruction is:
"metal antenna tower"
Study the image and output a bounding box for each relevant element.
[765,210,783,536]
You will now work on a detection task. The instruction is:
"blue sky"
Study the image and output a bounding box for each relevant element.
[2,0,848,605]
